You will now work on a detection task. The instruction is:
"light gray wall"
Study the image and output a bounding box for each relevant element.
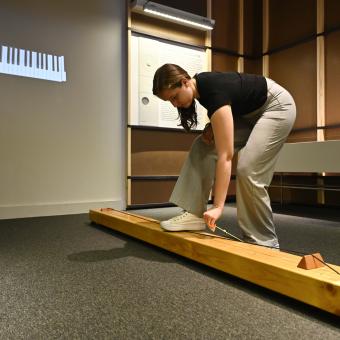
[275,140,340,173]
[0,0,126,218]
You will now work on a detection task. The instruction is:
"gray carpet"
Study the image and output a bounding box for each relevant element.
[0,205,339,339]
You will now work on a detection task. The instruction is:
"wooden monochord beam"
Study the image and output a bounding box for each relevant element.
[89,209,340,316]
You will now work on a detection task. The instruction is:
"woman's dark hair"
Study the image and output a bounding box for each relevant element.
[153,63,197,131]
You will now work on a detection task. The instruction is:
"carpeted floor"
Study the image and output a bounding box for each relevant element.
[0,204,339,339]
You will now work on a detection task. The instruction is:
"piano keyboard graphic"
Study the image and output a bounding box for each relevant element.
[0,45,66,82]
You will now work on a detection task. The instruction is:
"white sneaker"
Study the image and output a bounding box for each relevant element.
[160,211,206,231]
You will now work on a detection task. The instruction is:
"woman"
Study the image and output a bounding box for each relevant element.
[152,63,296,249]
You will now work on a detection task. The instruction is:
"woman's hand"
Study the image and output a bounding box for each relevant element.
[201,123,214,145]
[203,206,223,231]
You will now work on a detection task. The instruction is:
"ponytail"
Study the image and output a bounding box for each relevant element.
[177,101,197,131]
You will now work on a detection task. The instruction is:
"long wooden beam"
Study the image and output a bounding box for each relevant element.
[89,208,340,316]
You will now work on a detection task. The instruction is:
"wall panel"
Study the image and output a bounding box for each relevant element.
[131,179,176,205]
[131,129,199,176]
[268,0,316,52]
[324,175,340,206]
[269,41,317,142]
[269,174,319,206]
[325,0,340,31]
[325,30,340,140]
[212,52,238,72]
[211,0,239,52]
[244,58,262,75]
[243,0,262,57]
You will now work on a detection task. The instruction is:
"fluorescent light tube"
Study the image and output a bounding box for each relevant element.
[131,0,215,31]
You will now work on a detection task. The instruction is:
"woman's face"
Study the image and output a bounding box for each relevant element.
[159,79,194,108]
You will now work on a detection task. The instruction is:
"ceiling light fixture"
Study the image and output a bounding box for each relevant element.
[131,0,215,31]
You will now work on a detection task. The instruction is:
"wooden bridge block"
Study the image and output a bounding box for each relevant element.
[89,208,340,316]
[297,253,326,270]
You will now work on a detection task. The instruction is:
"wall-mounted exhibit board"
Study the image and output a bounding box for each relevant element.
[130,34,208,130]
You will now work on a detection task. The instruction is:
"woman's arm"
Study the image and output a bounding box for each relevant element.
[203,105,234,230]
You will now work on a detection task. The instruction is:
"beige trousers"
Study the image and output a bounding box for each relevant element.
[169,78,296,248]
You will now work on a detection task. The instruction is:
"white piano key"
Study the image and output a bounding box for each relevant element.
[8,47,14,75]
[25,50,31,78]
[2,46,8,73]
[55,55,62,82]
[0,46,5,73]
[37,52,42,79]
[32,51,37,78]
[51,55,58,81]
[43,54,47,80]
[41,53,47,79]
[42,54,46,79]
[47,54,53,80]
[57,57,62,82]
[13,48,18,76]
[59,56,66,82]
[19,49,27,76]
[13,47,18,75]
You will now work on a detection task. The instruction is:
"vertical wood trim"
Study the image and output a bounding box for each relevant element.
[238,0,244,55]
[317,0,325,204]
[317,0,324,35]
[127,127,131,177]
[127,179,132,205]
[127,31,132,125]
[203,0,212,127]
[206,48,212,72]
[238,58,244,73]
[206,0,212,71]
[262,0,269,77]
[127,127,132,205]
[238,0,244,72]
[127,1,132,125]
[317,37,325,141]
[317,0,325,142]
[262,55,269,77]
[127,1,132,206]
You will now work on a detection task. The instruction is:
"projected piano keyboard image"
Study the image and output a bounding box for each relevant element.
[0,45,66,82]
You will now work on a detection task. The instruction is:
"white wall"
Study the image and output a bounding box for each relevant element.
[0,0,126,219]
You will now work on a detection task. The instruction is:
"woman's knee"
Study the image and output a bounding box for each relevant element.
[188,136,217,170]
[189,135,216,158]
[189,135,204,152]
[236,160,253,179]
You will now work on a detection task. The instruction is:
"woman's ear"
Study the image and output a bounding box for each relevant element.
[181,78,189,87]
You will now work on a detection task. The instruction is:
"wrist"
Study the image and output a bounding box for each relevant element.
[213,204,224,210]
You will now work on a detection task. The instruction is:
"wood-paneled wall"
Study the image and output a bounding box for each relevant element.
[127,0,340,208]
[264,0,340,206]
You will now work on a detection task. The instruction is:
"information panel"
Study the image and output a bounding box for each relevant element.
[131,34,208,130]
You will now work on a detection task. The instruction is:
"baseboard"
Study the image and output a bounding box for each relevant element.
[0,199,124,220]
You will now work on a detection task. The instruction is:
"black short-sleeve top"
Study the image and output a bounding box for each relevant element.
[194,72,267,119]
